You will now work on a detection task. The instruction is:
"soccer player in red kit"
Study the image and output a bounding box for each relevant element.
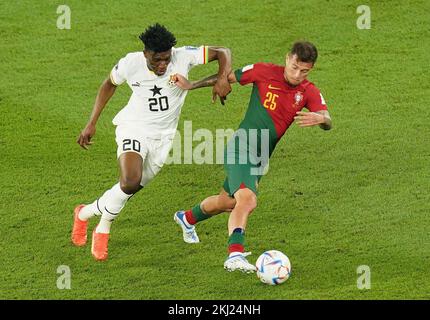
[173,41,332,272]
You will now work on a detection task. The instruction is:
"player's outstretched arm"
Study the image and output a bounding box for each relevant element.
[294,110,332,130]
[207,46,232,105]
[173,72,237,92]
[77,77,117,150]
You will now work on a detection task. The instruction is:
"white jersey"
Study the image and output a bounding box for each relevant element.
[110,46,209,137]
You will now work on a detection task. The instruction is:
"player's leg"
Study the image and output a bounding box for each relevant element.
[72,188,118,247]
[184,187,236,224]
[227,187,257,245]
[72,151,142,247]
[222,157,260,273]
[91,152,143,260]
[97,152,142,233]
[223,187,258,273]
[174,188,236,244]
[201,189,237,214]
[72,125,145,248]
[72,180,119,247]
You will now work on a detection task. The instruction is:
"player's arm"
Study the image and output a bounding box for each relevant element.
[207,46,233,105]
[317,110,332,130]
[295,85,332,130]
[294,110,332,130]
[77,77,117,150]
[173,72,237,91]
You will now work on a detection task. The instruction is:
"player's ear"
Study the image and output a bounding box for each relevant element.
[285,54,290,66]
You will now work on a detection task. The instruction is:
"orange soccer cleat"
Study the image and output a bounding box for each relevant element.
[91,229,110,261]
[71,205,88,246]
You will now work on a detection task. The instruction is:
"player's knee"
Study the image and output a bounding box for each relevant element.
[245,195,257,213]
[120,175,142,194]
[236,190,257,213]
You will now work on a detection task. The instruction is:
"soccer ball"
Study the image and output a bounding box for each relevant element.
[255,250,291,285]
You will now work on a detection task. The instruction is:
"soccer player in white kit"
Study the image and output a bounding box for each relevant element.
[72,24,232,261]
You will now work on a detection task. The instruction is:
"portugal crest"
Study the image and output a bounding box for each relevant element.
[294,92,303,105]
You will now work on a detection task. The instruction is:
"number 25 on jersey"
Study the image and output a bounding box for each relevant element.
[263,92,278,111]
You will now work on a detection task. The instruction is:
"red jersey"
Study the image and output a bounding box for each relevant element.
[235,63,328,154]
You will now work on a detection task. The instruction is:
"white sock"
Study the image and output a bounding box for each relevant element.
[96,217,114,234]
[95,183,133,234]
[229,251,243,257]
[78,188,113,221]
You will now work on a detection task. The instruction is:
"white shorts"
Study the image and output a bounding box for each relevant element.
[115,124,174,187]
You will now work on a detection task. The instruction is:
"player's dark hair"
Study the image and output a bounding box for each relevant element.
[290,41,318,64]
[139,23,177,53]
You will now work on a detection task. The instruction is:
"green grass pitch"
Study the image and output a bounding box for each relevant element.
[0,0,429,299]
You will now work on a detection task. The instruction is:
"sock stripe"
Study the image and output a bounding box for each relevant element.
[228,228,245,254]
[96,199,103,215]
[104,207,120,216]
[228,244,245,254]
[126,193,135,201]
[185,210,197,225]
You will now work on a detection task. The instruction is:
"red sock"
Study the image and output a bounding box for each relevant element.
[227,228,245,254]
[228,243,244,254]
[184,210,197,225]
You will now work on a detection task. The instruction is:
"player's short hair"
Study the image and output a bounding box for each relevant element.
[139,23,177,53]
[290,41,318,64]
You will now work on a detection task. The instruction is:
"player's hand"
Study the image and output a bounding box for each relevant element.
[212,76,231,105]
[77,123,96,150]
[294,111,325,127]
[171,73,193,90]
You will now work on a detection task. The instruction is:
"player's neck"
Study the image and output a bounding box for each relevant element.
[284,77,307,88]
[285,80,300,88]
